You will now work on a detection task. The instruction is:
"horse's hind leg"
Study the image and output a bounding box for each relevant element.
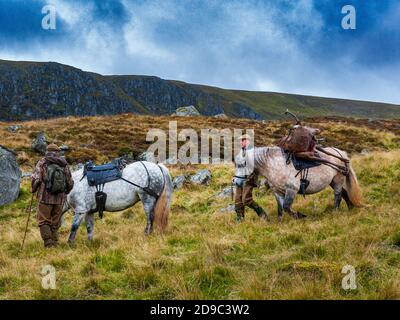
[139,193,157,236]
[341,189,354,210]
[68,212,86,244]
[85,213,95,241]
[330,174,345,210]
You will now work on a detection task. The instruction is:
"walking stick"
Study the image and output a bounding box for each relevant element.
[20,193,35,251]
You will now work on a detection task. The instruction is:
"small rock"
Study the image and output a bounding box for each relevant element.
[219,204,235,213]
[32,132,47,155]
[361,149,369,155]
[115,153,135,164]
[190,169,212,185]
[71,163,84,172]
[175,105,201,117]
[173,175,186,189]
[215,187,233,199]
[21,172,32,179]
[7,125,21,132]
[163,157,178,165]
[137,152,156,163]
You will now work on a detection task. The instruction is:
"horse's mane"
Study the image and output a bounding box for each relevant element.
[253,146,282,168]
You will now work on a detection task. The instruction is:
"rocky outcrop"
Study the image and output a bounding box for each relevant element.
[32,132,47,155]
[175,105,201,117]
[0,146,21,206]
[0,61,231,121]
[1,59,400,121]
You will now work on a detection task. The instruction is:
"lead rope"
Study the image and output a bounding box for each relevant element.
[119,161,163,199]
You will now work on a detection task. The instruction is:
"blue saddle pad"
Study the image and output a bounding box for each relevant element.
[85,162,122,187]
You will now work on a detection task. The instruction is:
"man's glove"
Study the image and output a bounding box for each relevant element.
[31,180,40,193]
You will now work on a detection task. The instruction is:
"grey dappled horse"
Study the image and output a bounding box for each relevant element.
[64,162,173,243]
[251,147,362,220]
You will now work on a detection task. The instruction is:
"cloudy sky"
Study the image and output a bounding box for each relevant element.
[0,0,399,104]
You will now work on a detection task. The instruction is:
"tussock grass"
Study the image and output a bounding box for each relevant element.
[0,147,399,299]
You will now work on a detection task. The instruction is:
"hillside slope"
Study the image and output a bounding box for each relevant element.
[1,115,400,170]
[1,59,400,121]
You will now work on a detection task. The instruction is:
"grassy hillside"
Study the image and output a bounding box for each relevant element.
[197,84,400,119]
[0,115,399,299]
[1,114,400,171]
[0,150,399,299]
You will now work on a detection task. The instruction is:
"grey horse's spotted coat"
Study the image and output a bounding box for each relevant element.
[251,147,362,219]
[65,161,173,243]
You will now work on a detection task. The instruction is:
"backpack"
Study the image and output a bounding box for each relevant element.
[45,162,67,195]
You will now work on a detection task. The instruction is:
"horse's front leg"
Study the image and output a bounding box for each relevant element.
[85,213,95,241]
[274,193,284,222]
[283,189,306,219]
[68,212,86,244]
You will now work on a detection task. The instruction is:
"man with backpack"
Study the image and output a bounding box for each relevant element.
[31,144,74,248]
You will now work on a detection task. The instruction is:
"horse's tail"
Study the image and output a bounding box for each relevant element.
[153,164,173,231]
[344,163,363,207]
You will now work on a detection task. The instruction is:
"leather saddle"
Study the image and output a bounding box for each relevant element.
[284,150,321,171]
[84,159,124,187]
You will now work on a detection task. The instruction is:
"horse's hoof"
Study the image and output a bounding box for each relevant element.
[297,212,307,219]
[67,240,75,247]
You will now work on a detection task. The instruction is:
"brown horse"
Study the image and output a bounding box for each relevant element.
[251,147,362,220]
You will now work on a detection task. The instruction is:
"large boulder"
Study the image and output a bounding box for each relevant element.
[32,132,47,155]
[0,146,22,206]
[190,169,212,185]
[173,175,187,189]
[213,113,228,119]
[175,105,201,117]
[7,125,21,132]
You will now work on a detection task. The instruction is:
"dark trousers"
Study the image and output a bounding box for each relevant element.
[234,184,266,219]
[37,203,63,247]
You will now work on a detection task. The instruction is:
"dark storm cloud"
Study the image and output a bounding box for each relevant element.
[0,0,399,104]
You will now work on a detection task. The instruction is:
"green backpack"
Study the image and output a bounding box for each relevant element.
[45,163,67,195]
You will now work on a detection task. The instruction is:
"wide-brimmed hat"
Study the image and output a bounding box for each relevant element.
[238,134,252,141]
[47,143,61,152]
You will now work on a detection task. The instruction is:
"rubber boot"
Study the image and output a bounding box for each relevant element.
[248,201,269,221]
[51,226,59,247]
[39,225,55,248]
[235,207,245,223]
